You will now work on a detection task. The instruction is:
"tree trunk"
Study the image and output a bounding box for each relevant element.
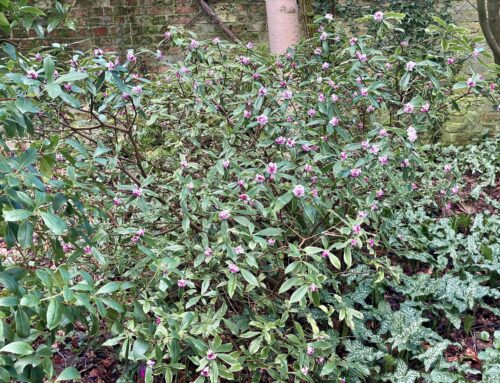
[298,0,314,39]
[477,0,500,66]
[265,0,301,54]
[487,0,500,65]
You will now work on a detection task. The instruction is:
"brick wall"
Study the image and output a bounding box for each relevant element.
[18,0,267,56]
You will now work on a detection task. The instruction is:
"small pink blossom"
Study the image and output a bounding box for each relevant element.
[329,117,340,126]
[177,279,188,288]
[27,70,38,80]
[467,78,476,87]
[340,151,348,160]
[132,187,143,197]
[206,350,217,360]
[404,103,414,114]
[405,61,416,71]
[222,160,230,169]
[322,250,330,258]
[255,174,265,183]
[306,346,315,356]
[258,87,267,96]
[420,102,430,113]
[379,129,389,137]
[309,284,319,292]
[234,246,244,255]
[257,114,268,126]
[84,246,92,255]
[379,155,388,165]
[282,90,293,100]
[267,162,278,174]
[407,126,417,142]
[331,94,339,102]
[444,164,452,173]
[373,11,384,22]
[204,248,213,257]
[201,367,210,376]
[219,210,231,220]
[293,185,306,198]
[228,264,240,273]
[350,168,361,178]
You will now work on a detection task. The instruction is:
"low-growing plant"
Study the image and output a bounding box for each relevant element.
[0,10,498,383]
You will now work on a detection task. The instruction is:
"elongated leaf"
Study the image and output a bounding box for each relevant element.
[54,71,88,84]
[17,220,33,248]
[289,285,309,304]
[278,277,300,294]
[46,298,62,330]
[3,209,32,221]
[0,341,33,355]
[39,212,67,235]
[240,269,259,287]
[254,228,282,237]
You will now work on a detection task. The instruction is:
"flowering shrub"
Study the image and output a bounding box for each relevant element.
[0,11,498,383]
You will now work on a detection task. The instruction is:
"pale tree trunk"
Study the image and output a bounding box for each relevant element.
[265,0,301,54]
[477,0,500,66]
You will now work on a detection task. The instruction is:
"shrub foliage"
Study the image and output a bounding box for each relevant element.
[0,10,499,383]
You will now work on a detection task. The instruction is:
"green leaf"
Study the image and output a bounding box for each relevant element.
[0,12,9,29]
[273,192,293,211]
[344,247,352,268]
[145,367,153,383]
[15,97,38,114]
[39,212,67,235]
[240,269,259,287]
[0,296,19,307]
[3,209,32,221]
[328,254,341,270]
[16,148,38,169]
[17,220,33,249]
[15,308,30,338]
[0,341,33,355]
[46,83,62,98]
[289,285,309,304]
[278,277,300,294]
[228,274,236,298]
[95,282,121,295]
[254,228,282,237]
[56,367,81,381]
[46,298,63,330]
[54,71,88,84]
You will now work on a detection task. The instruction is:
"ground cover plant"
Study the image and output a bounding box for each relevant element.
[0,8,499,383]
